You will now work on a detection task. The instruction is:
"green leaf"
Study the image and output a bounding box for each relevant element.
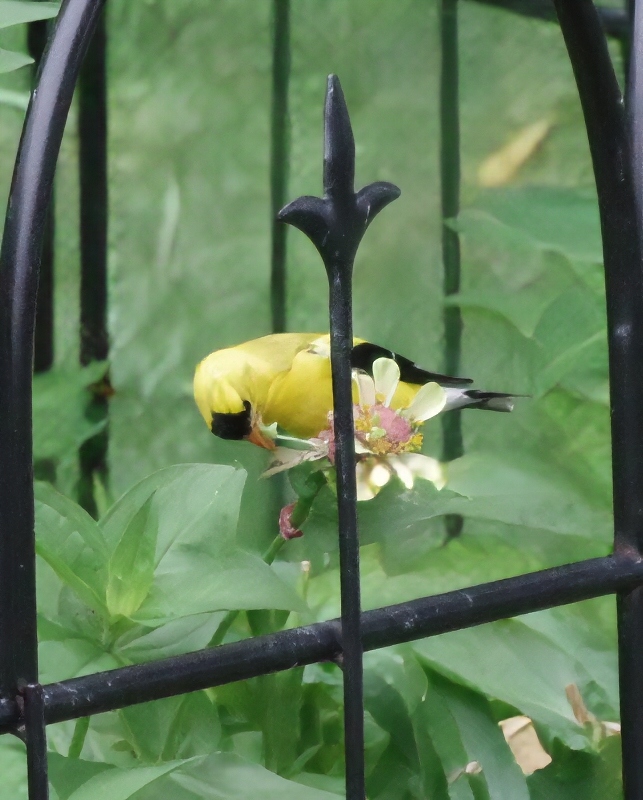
[533,287,607,401]
[0,47,31,73]
[48,753,112,800]
[0,737,27,799]
[101,465,304,623]
[99,465,206,553]
[115,613,225,662]
[520,600,619,721]
[131,751,341,799]
[449,210,580,337]
[0,1,58,29]
[472,187,602,265]
[423,670,530,800]
[446,452,611,540]
[33,363,109,463]
[412,618,597,752]
[362,650,426,771]
[414,680,477,800]
[0,1,60,75]
[64,759,193,800]
[38,637,118,684]
[106,494,158,618]
[308,540,541,622]
[528,736,622,800]
[258,669,304,775]
[118,694,220,763]
[303,479,461,551]
[162,693,222,761]
[35,482,109,618]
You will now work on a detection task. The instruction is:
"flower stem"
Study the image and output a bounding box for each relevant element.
[68,716,90,758]
[263,534,287,565]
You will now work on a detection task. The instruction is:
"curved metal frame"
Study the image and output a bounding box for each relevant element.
[0,0,642,798]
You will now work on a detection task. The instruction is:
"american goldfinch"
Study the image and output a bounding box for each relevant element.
[193,333,515,448]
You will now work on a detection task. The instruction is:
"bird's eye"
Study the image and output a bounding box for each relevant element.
[211,400,252,440]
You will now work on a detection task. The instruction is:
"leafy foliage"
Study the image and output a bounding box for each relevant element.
[33,362,110,466]
[0,1,58,73]
[0,0,626,797]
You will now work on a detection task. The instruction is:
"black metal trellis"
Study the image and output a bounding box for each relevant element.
[0,1,642,799]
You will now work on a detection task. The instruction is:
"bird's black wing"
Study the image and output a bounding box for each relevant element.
[350,342,473,388]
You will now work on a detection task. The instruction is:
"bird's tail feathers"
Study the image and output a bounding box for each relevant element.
[461,390,517,413]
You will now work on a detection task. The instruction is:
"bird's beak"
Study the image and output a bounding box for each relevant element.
[246,423,277,450]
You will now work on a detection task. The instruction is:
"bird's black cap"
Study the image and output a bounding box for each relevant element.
[211,401,252,440]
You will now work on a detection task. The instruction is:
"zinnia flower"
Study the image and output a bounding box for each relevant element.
[264,357,447,500]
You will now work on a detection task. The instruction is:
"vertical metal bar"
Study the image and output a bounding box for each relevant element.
[77,8,108,517]
[268,0,291,527]
[279,75,399,799]
[28,17,55,375]
[328,269,364,799]
[24,684,49,800]
[439,0,464,540]
[270,0,290,334]
[321,81,364,799]
[552,1,643,797]
[0,0,106,699]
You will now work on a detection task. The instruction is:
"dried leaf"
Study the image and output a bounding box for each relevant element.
[478,119,553,187]
[500,716,552,775]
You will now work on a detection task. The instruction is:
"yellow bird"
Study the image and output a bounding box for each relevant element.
[194,333,515,448]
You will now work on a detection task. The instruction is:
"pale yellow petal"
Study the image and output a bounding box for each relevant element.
[373,358,400,406]
[355,461,377,501]
[387,456,414,489]
[394,453,445,489]
[370,462,392,488]
[352,370,376,408]
[404,382,447,422]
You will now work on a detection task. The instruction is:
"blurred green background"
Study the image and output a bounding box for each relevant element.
[0,0,615,539]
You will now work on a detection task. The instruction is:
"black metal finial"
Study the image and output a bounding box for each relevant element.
[278,74,400,271]
[279,75,399,800]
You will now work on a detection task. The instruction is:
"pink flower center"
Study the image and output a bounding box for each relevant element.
[317,404,423,459]
[369,404,414,442]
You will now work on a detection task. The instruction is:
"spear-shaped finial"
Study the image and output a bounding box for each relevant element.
[279,74,400,270]
[278,75,400,800]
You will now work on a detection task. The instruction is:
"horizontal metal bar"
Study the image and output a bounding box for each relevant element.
[468,0,628,40]
[0,553,639,730]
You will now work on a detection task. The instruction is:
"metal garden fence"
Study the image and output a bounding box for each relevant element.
[0,0,640,798]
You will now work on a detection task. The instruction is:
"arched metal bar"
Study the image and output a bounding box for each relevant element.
[27,17,55,376]
[552,0,643,796]
[471,0,629,40]
[0,0,107,708]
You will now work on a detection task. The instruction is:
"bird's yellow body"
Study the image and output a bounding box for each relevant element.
[194,332,419,439]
